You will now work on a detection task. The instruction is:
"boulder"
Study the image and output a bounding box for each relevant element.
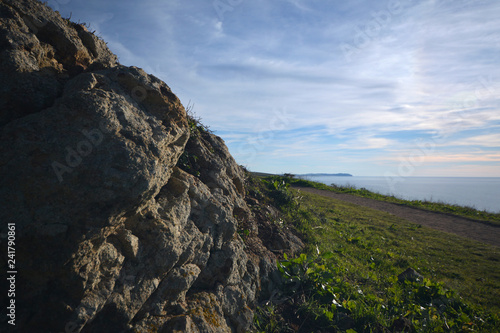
[0,1,302,332]
[398,267,424,283]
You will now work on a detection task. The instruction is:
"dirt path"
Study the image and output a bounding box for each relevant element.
[294,186,500,247]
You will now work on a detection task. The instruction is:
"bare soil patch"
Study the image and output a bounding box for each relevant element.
[294,186,500,247]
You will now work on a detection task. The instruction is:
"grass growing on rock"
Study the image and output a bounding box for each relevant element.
[252,175,500,332]
[177,103,213,178]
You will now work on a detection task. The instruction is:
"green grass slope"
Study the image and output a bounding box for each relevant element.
[250,175,500,333]
[288,178,500,226]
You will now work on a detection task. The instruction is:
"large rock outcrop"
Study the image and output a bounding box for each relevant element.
[0,1,302,332]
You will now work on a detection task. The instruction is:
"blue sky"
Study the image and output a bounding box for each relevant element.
[48,0,500,176]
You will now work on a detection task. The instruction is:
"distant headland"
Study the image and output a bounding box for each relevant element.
[250,172,353,177]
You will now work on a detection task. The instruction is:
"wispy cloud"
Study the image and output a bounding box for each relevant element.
[52,0,500,176]
[442,133,500,148]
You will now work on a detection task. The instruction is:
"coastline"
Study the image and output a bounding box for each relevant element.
[302,175,500,214]
[293,185,500,247]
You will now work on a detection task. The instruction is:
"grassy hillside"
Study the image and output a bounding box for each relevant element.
[249,175,500,332]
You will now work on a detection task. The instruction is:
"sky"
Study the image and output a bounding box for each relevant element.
[48,0,500,177]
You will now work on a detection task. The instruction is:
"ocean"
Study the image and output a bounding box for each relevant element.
[301,176,500,213]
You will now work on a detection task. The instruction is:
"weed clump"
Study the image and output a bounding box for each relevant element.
[177,102,213,177]
[255,251,499,332]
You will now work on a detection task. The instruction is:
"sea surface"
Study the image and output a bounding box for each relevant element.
[301,176,500,213]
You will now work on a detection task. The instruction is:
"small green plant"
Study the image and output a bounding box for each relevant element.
[262,175,298,210]
[266,251,499,332]
[185,101,212,137]
[238,228,250,240]
[177,150,200,177]
[64,12,72,25]
[176,102,216,177]
[253,304,296,333]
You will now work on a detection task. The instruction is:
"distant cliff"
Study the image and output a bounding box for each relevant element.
[0,1,301,332]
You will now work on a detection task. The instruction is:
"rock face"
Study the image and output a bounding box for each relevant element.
[0,1,302,332]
